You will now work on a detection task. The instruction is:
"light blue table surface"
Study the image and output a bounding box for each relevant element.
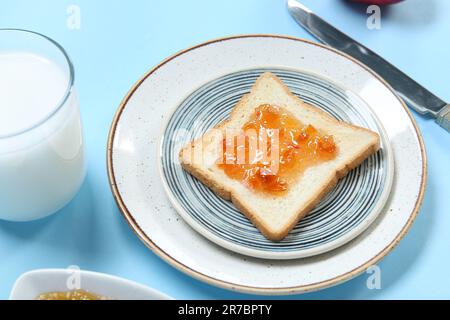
[1,0,449,300]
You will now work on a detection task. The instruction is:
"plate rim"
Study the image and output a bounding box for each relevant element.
[107,34,427,295]
[157,67,395,260]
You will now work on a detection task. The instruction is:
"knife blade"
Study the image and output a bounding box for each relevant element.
[287,0,450,133]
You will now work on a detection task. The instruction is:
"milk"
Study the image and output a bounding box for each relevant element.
[0,52,85,221]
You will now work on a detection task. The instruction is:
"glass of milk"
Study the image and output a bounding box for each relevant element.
[0,29,85,221]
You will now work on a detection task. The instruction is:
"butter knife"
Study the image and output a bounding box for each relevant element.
[287,0,450,133]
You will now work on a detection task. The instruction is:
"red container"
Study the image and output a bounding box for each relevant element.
[349,0,404,5]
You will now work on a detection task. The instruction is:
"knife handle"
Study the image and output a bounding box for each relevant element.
[436,104,450,133]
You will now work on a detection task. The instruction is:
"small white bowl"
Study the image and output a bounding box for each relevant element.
[9,269,172,300]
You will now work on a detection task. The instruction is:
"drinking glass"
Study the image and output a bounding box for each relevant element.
[0,29,85,221]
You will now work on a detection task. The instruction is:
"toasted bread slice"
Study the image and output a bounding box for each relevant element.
[179,72,380,241]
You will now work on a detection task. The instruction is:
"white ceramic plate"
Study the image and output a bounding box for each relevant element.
[107,35,426,295]
[9,269,172,300]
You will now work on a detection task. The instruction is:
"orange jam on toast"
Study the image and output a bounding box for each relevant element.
[218,104,337,194]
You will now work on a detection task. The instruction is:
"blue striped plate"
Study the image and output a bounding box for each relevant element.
[159,68,393,260]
